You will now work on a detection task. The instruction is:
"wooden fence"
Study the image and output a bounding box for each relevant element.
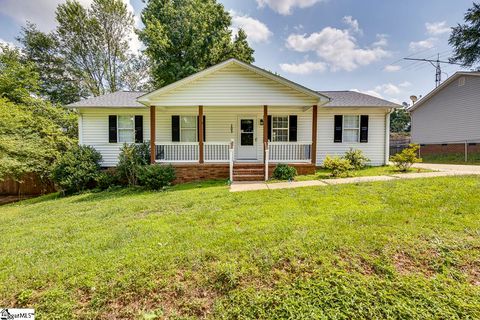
[0,173,56,196]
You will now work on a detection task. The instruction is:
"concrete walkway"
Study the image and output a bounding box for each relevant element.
[230,163,480,192]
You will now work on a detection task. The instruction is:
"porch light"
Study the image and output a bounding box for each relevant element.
[260,119,264,126]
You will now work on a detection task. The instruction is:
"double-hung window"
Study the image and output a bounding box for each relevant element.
[343,115,360,143]
[180,116,197,142]
[118,115,135,143]
[272,116,289,142]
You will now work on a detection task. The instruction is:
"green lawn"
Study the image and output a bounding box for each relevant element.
[422,153,480,165]
[283,165,431,182]
[1,177,480,319]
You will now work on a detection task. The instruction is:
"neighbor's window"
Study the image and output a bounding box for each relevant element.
[180,116,197,142]
[272,116,289,142]
[343,115,360,143]
[118,115,135,143]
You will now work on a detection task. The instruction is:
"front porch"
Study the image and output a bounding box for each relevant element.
[148,105,318,181]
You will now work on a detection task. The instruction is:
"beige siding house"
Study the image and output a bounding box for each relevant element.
[70,59,398,182]
[409,72,480,156]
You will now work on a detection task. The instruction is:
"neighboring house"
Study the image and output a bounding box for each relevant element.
[409,72,480,156]
[67,59,398,182]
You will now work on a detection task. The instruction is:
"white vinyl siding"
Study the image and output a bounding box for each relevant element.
[317,108,388,166]
[147,63,319,107]
[79,108,150,167]
[411,75,480,144]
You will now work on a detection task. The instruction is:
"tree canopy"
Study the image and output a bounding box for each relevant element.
[139,0,255,87]
[449,2,480,69]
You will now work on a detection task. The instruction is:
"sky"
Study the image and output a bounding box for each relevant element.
[0,0,475,105]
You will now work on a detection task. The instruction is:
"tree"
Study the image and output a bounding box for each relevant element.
[139,0,255,87]
[449,2,480,69]
[0,45,40,104]
[390,107,411,133]
[55,0,135,96]
[17,23,84,105]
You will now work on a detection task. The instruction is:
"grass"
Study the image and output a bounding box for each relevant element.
[1,176,480,319]
[422,152,480,165]
[269,165,432,182]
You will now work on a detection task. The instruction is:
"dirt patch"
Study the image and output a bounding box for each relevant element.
[460,262,480,286]
[393,250,436,277]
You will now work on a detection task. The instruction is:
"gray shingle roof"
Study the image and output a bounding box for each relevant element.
[319,91,400,108]
[67,91,147,108]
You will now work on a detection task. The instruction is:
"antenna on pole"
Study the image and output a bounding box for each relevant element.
[404,54,465,87]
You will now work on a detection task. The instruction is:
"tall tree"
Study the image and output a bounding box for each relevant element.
[139,0,255,87]
[55,0,135,96]
[390,106,411,133]
[17,23,84,105]
[449,2,480,69]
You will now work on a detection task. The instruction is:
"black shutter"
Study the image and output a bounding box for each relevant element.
[360,115,369,143]
[334,115,343,143]
[196,116,206,142]
[172,115,180,142]
[134,115,143,143]
[289,115,297,142]
[108,115,117,143]
[268,115,272,141]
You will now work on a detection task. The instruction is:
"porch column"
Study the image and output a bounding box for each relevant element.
[263,105,268,164]
[150,105,156,164]
[311,105,318,165]
[198,105,204,163]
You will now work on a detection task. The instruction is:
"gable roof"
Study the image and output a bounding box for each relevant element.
[319,91,400,108]
[67,91,146,108]
[137,58,330,105]
[408,71,480,112]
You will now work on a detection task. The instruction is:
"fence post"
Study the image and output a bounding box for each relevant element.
[229,139,234,183]
[465,141,468,163]
[264,141,269,181]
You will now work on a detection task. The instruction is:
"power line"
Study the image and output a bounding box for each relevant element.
[404,54,466,87]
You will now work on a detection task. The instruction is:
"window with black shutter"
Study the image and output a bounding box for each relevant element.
[172,115,180,142]
[108,115,117,143]
[360,115,369,143]
[134,115,143,143]
[289,115,297,142]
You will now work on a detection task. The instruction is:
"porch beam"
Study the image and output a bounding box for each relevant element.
[199,105,204,163]
[263,105,268,164]
[311,105,318,165]
[150,106,156,164]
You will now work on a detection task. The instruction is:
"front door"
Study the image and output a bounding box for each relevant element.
[237,117,257,160]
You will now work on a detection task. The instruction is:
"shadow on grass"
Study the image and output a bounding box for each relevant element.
[71,179,229,203]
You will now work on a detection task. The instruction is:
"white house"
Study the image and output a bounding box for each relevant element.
[68,59,398,182]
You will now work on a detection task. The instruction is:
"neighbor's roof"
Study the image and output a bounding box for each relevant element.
[67,91,147,108]
[319,91,399,108]
[408,71,480,112]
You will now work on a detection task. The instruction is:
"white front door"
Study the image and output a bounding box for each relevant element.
[237,117,257,160]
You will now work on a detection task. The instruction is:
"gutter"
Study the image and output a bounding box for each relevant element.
[385,108,395,165]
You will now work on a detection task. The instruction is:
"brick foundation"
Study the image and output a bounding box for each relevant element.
[171,163,316,183]
[419,143,480,156]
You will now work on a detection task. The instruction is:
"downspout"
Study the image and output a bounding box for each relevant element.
[385,109,394,165]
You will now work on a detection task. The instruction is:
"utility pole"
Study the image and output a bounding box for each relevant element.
[404,54,464,87]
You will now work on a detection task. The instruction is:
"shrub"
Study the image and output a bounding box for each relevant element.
[95,168,121,190]
[117,143,150,186]
[344,148,370,169]
[138,165,176,190]
[51,145,102,194]
[390,144,422,171]
[323,155,353,177]
[272,164,297,180]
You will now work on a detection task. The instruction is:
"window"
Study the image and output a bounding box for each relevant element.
[343,115,360,142]
[118,115,135,143]
[272,116,289,142]
[180,116,197,142]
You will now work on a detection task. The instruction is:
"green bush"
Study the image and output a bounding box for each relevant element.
[95,168,122,190]
[344,148,370,169]
[138,165,176,190]
[323,155,353,177]
[272,164,297,180]
[390,144,422,171]
[117,143,150,186]
[51,145,102,194]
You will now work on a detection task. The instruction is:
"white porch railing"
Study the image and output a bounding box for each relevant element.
[269,142,312,163]
[155,143,199,162]
[204,142,230,162]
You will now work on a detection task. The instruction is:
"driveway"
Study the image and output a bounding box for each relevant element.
[413,163,480,174]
